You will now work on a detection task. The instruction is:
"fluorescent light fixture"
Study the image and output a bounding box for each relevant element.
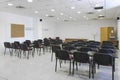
[77,11,81,14]
[28,0,33,2]
[45,14,49,17]
[71,6,75,9]
[60,13,63,15]
[8,3,13,6]
[35,11,38,13]
[51,9,55,12]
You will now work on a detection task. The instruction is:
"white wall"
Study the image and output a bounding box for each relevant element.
[54,20,117,41]
[117,20,120,48]
[33,19,56,39]
[0,12,34,47]
[33,18,42,40]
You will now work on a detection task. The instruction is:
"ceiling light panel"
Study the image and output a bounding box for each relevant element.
[28,0,33,2]
[8,3,13,6]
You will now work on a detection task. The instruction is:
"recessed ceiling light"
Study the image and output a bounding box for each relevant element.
[77,11,81,14]
[45,14,49,17]
[35,11,38,13]
[71,6,75,9]
[69,17,72,19]
[99,14,102,16]
[51,9,55,12]
[60,13,63,15]
[8,3,13,6]
[28,0,33,2]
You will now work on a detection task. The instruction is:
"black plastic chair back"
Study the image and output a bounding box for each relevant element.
[55,50,70,60]
[93,53,113,66]
[73,52,89,63]
[4,42,12,48]
[78,47,92,52]
[20,44,28,50]
[52,45,61,53]
[98,49,114,54]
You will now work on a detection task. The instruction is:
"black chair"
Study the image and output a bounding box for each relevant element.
[43,38,50,52]
[93,53,115,80]
[25,40,31,46]
[64,45,75,51]
[12,41,21,57]
[51,45,61,61]
[77,47,92,53]
[87,45,99,52]
[4,42,13,56]
[55,50,72,74]
[20,43,33,59]
[98,49,114,54]
[33,41,44,56]
[72,52,92,78]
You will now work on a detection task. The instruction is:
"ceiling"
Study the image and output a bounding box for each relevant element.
[0,0,120,21]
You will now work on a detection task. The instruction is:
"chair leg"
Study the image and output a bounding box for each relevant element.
[113,58,115,72]
[9,48,12,56]
[97,64,99,69]
[55,58,58,72]
[112,65,114,80]
[4,48,6,55]
[76,62,78,71]
[39,48,41,56]
[27,51,29,59]
[43,47,45,54]
[69,60,71,75]
[51,52,53,61]
[19,51,21,58]
[92,63,95,78]
[32,48,35,57]
[89,63,91,78]
[59,60,62,68]
[72,61,74,75]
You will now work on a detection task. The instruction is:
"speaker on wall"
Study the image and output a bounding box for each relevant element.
[40,19,42,21]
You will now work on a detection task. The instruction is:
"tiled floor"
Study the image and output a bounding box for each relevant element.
[0,49,119,80]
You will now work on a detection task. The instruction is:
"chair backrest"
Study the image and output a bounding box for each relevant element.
[77,47,92,52]
[4,42,11,48]
[25,40,31,46]
[20,43,28,50]
[64,45,75,51]
[13,41,20,49]
[38,39,42,44]
[73,52,89,63]
[44,38,50,46]
[55,50,70,60]
[52,45,61,53]
[101,46,115,49]
[93,53,113,66]
[98,49,114,54]
[33,41,39,47]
